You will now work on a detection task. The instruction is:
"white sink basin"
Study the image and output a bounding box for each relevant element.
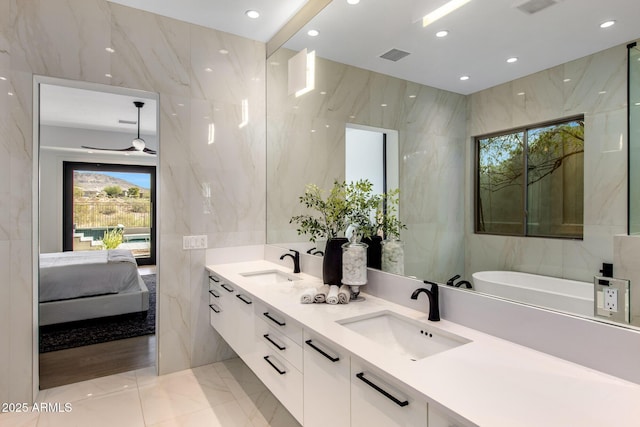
[239,269,302,284]
[337,311,470,361]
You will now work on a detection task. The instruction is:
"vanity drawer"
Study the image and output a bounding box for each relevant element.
[250,339,303,424]
[254,300,303,345]
[255,316,303,372]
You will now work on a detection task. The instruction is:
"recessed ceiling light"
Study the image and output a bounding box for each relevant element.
[599,91,607,95]
[563,78,572,83]
[105,47,115,53]
[459,75,470,81]
[347,0,360,4]
[517,92,525,96]
[0,76,6,81]
[307,29,319,37]
[105,73,112,78]
[435,30,449,38]
[219,49,229,55]
[600,20,615,28]
[311,129,316,133]
[381,103,388,107]
[409,95,417,98]
[245,10,260,19]
[506,57,518,63]
[325,124,330,128]
[205,67,213,72]
[7,92,13,96]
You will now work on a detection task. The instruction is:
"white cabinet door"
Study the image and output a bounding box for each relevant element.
[229,289,255,359]
[351,358,427,427]
[303,330,350,427]
[208,275,229,337]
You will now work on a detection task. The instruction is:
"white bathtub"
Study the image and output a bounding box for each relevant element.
[472,271,594,316]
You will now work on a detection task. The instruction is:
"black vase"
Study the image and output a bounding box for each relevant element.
[362,236,382,269]
[322,237,348,286]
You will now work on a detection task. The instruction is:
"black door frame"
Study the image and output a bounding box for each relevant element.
[62,161,157,265]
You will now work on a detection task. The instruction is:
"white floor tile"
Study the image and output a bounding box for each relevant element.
[37,370,138,404]
[0,411,39,427]
[37,388,144,427]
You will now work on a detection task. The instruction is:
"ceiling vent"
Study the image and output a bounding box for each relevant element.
[515,0,558,14]
[379,48,411,62]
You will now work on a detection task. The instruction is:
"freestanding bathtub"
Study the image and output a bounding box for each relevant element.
[472,271,594,316]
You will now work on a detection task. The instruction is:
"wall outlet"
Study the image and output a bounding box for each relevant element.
[183,235,208,250]
[603,288,618,312]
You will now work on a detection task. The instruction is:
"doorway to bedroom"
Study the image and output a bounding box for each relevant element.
[36,79,159,389]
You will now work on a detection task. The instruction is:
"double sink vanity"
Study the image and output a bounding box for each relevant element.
[206,259,639,427]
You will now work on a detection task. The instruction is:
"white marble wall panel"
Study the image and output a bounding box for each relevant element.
[466,44,628,284]
[1,0,266,402]
[109,4,190,97]
[10,0,111,84]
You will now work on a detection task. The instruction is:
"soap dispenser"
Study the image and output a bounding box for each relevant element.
[593,262,630,324]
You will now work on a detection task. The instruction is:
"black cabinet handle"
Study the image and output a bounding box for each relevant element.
[305,339,339,362]
[209,304,220,314]
[221,283,234,293]
[236,294,252,305]
[356,372,409,407]
[263,356,286,375]
[209,275,220,282]
[209,290,220,298]
[263,312,286,326]
[263,334,286,351]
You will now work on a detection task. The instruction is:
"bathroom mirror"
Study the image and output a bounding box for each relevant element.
[266,0,640,327]
[629,42,640,235]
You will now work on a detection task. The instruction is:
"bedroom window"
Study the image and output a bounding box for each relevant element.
[475,116,584,239]
[63,162,157,265]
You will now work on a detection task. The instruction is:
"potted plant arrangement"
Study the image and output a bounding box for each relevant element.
[290,179,378,286]
[376,189,407,275]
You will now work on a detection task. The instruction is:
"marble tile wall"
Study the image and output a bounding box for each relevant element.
[465,44,628,285]
[266,48,468,282]
[1,0,266,404]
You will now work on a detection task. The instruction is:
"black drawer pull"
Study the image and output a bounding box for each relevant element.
[209,275,220,282]
[236,294,252,305]
[263,312,286,326]
[221,283,234,293]
[356,372,409,407]
[209,304,220,314]
[305,339,339,362]
[263,334,286,351]
[209,290,220,298]
[263,356,286,375]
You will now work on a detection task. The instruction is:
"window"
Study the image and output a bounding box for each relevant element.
[475,117,584,239]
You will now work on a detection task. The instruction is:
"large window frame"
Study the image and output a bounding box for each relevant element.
[63,161,157,265]
[474,116,584,239]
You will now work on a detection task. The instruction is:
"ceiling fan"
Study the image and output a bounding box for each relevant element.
[82,101,156,155]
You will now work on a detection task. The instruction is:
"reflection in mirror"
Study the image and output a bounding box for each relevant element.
[37,78,159,388]
[266,1,640,328]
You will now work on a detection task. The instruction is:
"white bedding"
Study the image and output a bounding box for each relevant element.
[39,250,141,302]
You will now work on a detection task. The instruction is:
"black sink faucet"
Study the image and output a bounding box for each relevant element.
[280,249,300,273]
[410,280,440,321]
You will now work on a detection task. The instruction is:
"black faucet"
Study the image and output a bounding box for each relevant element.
[446,274,460,287]
[411,280,440,321]
[280,249,300,273]
[454,280,473,289]
[306,247,324,256]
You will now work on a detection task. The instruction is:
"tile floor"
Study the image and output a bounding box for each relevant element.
[0,358,301,427]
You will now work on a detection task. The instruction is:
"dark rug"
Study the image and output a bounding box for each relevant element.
[39,274,156,353]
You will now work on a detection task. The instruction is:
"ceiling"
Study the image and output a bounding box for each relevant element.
[109,0,640,95]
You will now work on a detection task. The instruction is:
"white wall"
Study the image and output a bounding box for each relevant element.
[1,0,266,404]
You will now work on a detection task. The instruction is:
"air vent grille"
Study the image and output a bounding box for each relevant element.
[379,48,411,62]
[515,0,558,14]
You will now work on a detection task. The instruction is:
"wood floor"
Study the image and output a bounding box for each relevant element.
[39,334,156,390]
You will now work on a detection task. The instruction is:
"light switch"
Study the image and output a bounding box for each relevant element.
[183,235,208,250]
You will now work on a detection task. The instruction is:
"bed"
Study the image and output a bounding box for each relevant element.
[39,249,149,326]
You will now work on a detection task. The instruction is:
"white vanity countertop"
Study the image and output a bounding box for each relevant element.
[207,260,640,427]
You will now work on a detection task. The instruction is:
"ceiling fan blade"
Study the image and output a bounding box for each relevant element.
[81,145,137,152]
[143,147,157,155]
